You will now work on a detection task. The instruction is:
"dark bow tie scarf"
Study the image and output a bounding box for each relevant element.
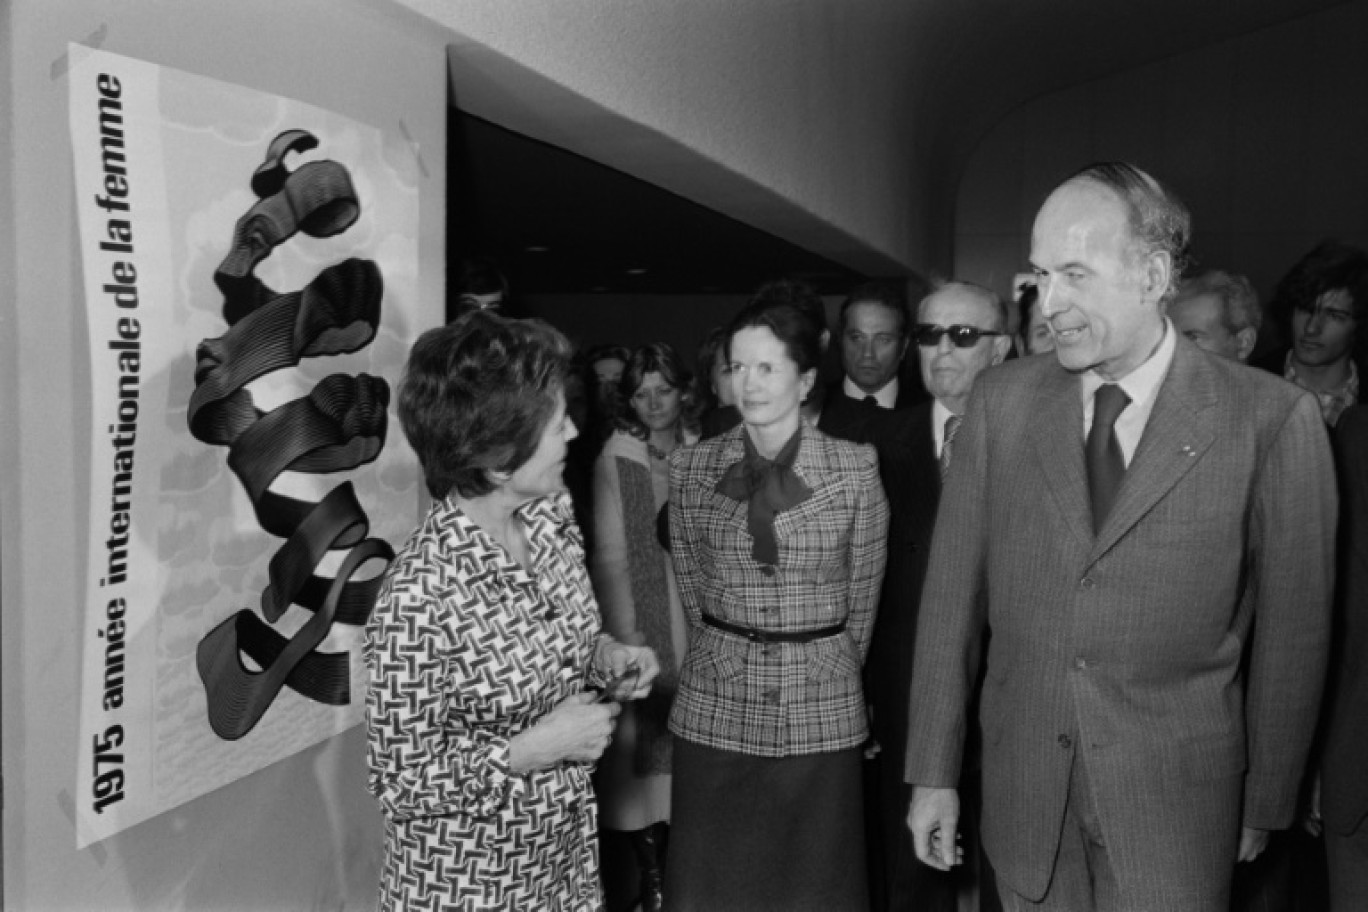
[715,429,812,567]
[188,129,395,740]
[1087,383,1131,533]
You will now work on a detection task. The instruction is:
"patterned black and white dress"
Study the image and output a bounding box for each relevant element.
[365,492,606,911]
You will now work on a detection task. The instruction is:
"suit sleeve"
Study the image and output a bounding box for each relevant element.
[668,449,705,627]
[904,384,991,788]
[1242,391,1337,829]
[846,443,890,661]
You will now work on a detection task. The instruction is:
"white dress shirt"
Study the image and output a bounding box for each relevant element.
[932,399,957,460]
[1079,318,1177,467]
[842,375,900,409]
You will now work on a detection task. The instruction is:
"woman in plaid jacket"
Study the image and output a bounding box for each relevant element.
[663,283,890,911]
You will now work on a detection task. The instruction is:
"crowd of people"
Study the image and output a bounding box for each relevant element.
[360,163,1368,912]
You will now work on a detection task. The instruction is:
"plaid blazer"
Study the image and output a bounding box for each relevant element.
[667,422,889,757]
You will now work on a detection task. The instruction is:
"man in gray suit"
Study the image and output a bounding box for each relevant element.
[905,162,1337,910]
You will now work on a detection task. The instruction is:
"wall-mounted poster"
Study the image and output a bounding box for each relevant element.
[66,44,425,848]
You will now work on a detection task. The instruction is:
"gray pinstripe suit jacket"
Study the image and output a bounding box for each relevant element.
[905,336,1337,904]
[668,422,889,757]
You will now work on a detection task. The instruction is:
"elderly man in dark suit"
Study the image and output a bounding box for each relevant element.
[864,281,1009,912]
[905,162,1337,911]
[1323,405,1368,909]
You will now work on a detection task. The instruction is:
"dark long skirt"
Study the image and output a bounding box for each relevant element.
[664,737,867,911]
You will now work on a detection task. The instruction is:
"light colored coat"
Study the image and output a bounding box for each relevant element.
[906,337,1336,905]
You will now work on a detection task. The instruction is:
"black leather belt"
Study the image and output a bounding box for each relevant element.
[702,614,845,644]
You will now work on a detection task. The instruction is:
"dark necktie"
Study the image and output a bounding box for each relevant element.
[940,414,962,481]
[862,395,880,410]
[1087,383,1131,533]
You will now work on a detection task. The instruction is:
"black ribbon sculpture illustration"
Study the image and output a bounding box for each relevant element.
[189,129,395,740]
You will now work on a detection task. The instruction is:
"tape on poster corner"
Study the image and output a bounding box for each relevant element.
[398,119,429,178]
[58,789,109,864]
[50,24,109,81]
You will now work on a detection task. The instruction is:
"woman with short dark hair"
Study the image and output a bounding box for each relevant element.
[591,342,698,911]
[365,310,659,911]
[664,286,890,911]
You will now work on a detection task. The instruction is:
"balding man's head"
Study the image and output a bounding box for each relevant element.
[1031,163,1189,380]
[915,282,1011,414]
[1170,270,1260,362]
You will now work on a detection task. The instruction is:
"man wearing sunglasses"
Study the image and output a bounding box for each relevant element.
[905,162,1336,911]
[863,281,1009,912]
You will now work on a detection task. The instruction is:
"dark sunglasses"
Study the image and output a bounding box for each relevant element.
[912,324,1005,348]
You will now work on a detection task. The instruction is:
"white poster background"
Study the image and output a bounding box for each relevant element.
[68,45,422,848]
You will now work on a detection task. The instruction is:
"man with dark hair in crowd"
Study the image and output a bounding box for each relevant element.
[906,162,1336,911]
[450,253,510,317]
[1016,283,1056,357]
[584,343,632,441]
[1254,240,1368,426]
[819,282,920,443]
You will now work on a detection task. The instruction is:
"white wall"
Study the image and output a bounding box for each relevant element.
[0,2,447,908]
[0,2,958,907]
[399,0,926,277]
[953,1,1368,338]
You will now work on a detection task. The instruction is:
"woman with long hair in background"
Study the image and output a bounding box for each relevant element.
[591,342,699,912]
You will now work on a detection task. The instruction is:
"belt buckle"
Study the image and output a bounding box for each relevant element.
[745,628,765,643]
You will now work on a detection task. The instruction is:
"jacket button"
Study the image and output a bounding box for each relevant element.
[1080,577,1095,590]
[765,689,780,704]
[1074,657,1088,671]
[1058,734,1073,749]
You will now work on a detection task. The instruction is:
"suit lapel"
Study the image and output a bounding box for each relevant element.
[704,426,749,531]
[1029,367,1094,552]
[1090,340,1218,562]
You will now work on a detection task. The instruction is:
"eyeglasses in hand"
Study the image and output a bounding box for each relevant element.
[597,663,640,703]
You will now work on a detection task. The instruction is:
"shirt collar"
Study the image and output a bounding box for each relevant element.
[1079,318,1176,414]
[1284,352,1359,425]
[843,374,899,409]
[931,398,956,457]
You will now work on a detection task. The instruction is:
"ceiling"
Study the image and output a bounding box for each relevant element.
[441,0,1351,298]
[904,0,1351,263]
[447,111,869,297]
